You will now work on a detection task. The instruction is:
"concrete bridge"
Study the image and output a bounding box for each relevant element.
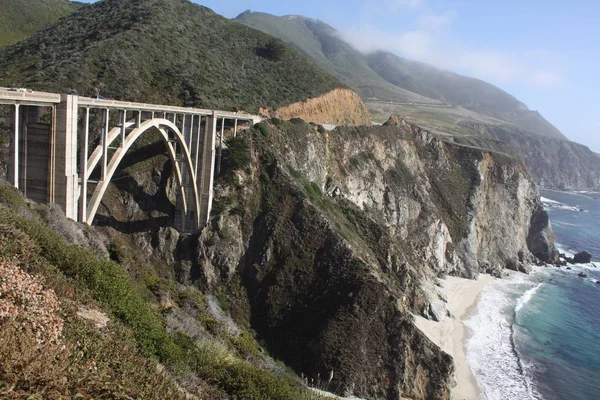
[0,88,260,232]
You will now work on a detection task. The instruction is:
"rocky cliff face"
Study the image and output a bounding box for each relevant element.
[458,121,600,191]
[94,114,554,399]
[175,116,554,399]
[269,88,372,126]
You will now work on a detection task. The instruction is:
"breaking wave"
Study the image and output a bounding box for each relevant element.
[465,272,544,400]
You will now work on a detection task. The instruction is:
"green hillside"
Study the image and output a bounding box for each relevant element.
[0,0,83,47]
[0,0,343,112]
[236,11,567,140]
[235,11,440,105]
[364,51,566,139]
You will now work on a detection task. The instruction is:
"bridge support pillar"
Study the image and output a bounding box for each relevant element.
[52,95,79,220]
[198,112,217,225]
[175,114,197,232]
[9,104,20,189]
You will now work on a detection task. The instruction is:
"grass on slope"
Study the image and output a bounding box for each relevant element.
[367,101,509,135]
[365,51,567,140]
[0,185,327,399]
[236,11,440,105]
[0,0,83,47]
[236,11,566,140]
[0,0,343,113]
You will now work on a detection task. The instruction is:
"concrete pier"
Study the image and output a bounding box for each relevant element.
[52,95,79,220]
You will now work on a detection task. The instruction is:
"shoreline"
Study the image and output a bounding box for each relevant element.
[413,274,494,400]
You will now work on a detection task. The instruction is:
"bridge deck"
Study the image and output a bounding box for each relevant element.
[0,88,259,122]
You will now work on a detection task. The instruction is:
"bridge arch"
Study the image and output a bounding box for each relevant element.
[85,118,200,228]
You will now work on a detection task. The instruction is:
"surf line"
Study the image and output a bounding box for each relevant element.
[510,283,544,399]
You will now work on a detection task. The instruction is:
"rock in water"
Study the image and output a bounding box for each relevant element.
[578,272,589,278]
[573,251,592,264]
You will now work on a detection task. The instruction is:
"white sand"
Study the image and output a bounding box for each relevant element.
[413,274,494,400]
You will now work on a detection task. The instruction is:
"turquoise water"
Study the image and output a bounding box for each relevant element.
[466,190,600,400]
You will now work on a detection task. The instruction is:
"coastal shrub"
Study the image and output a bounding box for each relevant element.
[0,192,328,399]
[256,38,286,61]
[216,293,231,312]
[256,122,270,137]
[0,234,184,398]
[0,259,64,345]
[0,204,182,364]
[220,136,251,183]
[271,117,285,127]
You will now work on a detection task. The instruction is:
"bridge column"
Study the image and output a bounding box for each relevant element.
[79,107,90,223]
[198,112,217,225]
[101,109,109,181]
[216,118,225,176]
[175,114,196,232]
[53,95,79,220]
[9,104,20,189]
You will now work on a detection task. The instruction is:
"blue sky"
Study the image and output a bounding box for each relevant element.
[80,0,600,151]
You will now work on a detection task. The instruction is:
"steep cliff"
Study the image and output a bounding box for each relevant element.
[184,116,553,399]
[0,112,555,399]
[270,88,371,126]
[457,121,600,191]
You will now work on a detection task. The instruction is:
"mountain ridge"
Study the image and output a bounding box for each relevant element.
[235,11,567,141]
[0,0,344,112]
[0,0,84,47]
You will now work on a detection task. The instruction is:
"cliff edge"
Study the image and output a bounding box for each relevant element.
[188,115,554,399]
[270,88,372,126]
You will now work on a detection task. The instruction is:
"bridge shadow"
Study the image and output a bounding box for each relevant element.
[93,141,178,233]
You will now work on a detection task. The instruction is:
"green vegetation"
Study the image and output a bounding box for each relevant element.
[0,0,342,112]
[236,11,434,105]
[221,136,252,180]
[0,0,83,48]
[0,198,181,363]
[237,11,566,140]
[0,186,328,399]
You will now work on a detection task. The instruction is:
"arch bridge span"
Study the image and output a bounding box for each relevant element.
[0,88,260,232]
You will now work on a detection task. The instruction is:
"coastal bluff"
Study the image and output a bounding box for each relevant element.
[158,115,554,399]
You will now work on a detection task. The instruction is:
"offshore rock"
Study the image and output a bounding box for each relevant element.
[573,251,592,264]
[527,204,556,263]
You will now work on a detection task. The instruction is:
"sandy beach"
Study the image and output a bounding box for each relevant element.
[413,274,494,400]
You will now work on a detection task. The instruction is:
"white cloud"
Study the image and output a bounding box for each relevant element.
[362,0,424,17]
[531,71,563,88]
[342,3,564,89]
[388,0,424,11]
[417,11,456,30]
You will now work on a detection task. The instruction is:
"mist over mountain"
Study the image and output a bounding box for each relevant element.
[236,11,566,141]
[236,10,600,190]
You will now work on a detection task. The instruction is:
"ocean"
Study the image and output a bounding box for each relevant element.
[466,190,600,400]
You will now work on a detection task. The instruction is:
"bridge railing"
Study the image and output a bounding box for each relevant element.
[1,88,260,232]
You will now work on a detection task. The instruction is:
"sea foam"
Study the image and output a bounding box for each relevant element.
[515,283,543,314]
[465,272,545,400]
[541,197,583,212]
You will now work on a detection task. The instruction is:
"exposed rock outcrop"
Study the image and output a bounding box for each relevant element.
[91,115,554,399]
[188,116,554,399]
[573,251,592,264]
[270,88,371,126]
[457,121,600,191]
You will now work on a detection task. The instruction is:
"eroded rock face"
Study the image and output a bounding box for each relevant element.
[270,88,372,126]
[191,116,554,399]
[457,121,600,192]
[527,204,556,262]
